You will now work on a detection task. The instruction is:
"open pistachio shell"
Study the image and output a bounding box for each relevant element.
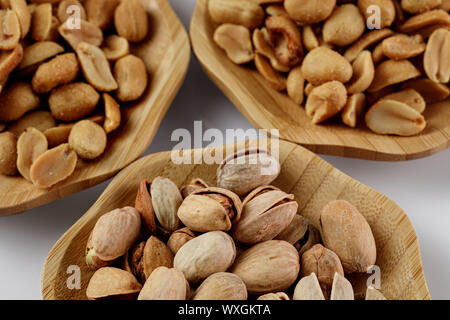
[86,267,142,300]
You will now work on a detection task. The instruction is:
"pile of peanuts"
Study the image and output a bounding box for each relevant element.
[210,0,450,136]
[0,0,149,188]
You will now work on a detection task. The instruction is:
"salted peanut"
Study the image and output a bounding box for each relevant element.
[208,0,264,29]
[342,93,367,128]
[10,0,30,39]
[368,60,421,92]
[266,15,303,67]
[0,9,20,50]
[382,34,426,60]
[44,125,72,148]
[30,4,59,42]
[401,0,442,13]
[30,143,77,188]
[322,4,365,47]
[381,89,426,113]
[366,287,387,300]
[85,0,120,30]
[114,0,148,42]
[57,0,86,23]
[58,19,103,51]
[76,42,118,92]
[7,110,56,137]
[0,132,17,175]
[19,41,64,70]
[254,53,286,91]
[101,35,129,61]
[0,43,22,82]
[302,25,319,52]
[372,42,385,64]
[293,273,325,300]
[69,120,107,160]
[114,54,148,102]
[400,9,450,33]
[32,53,79,94]
[286,65,304,104]
[103,93,120,134]
[347,51,375,94]
[424,28,450,83]
[301,47,353,86]
[49,82,100,122]
[344,29,394,62]
[306,81,347,124]
[358,0,396,28]
[365,100,426,135]
[401,77,450,103]
[0,82,40,122]
[253,28,289,72]
[285,0,336,24]
[266,4,287,16]
[330,273,354,300]
[214,24,254,65]
[16,127,47,181]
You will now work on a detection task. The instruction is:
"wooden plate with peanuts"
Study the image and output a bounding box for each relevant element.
[41,140,430,300]
[191,0,450,161]
[0,0,190,215]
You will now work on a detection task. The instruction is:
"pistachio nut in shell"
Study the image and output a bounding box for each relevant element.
[86,267,142,300]
[217,149,280,196]
[177,187,242,232]
[174,231,236,284]
[134,179,156,235]
[192,272,247,300]
[232,189,298,245]
[167,227,196,255]
[86,207,141,269]
[138,267,188,300]
[231,240,299,294]
[180,178,209,198]
[123,241,146,283]
[319,200,376,273]
[150,176,182,232]
[142,236,174,282]
[300,244,344,298]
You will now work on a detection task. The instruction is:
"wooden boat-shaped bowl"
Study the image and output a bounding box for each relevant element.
[42,140,430,300]
[190,0,450,162]
[0,0,190,216]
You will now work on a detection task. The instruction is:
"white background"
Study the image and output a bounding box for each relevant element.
[0,0,449,300]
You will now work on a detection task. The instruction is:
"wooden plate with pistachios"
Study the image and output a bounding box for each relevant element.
[0,0,190,216]
[42,140,430,300]
[190,0,450,161]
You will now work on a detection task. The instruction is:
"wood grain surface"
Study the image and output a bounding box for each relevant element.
[42,140,430,300]
[190,0,450,162]
[0,0,190,216]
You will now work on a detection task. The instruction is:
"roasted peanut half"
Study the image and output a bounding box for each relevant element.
[381,89,426,113]
[0,131,17,175]
[358,0,396,28]
[214,24,254,65]
[49,82,100,122]
[322,4,365,47]
[341,93,367,128]
[44,125,72,148]
[85,0,120,30]
[58,19,103,51]
[286,65,305,105]
[368,59,421,92]
[424,28,450,83]
[76,42,118,92]
[30,3,59,42]
[382,34,426,59]
[305,81,348,124]
[101,34,129,61]
[114,0,148,42]
[252,28,289,72]
[208,0,264,29]
[301,47,353,86]
[347,51,375,94]
[285,0,336,25]
[0,43,23,82]
[17,127,48,181]
[57,0,86,23]
[32,52,79,94]
[0,9,21,50]
[69,119,107,160]
[10,0,31,39]
[30,143,78,188]
[103,93,121,134]
[344,28,394,62]
[114,54,148,102]
[401,0,442,14]
[7,110,56,137]
[0,82,40,122]
[401,77,450,103]
[19,41,64,70]
[400,9,450,33]
[254,53,286,91]
[365,100,427,136]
